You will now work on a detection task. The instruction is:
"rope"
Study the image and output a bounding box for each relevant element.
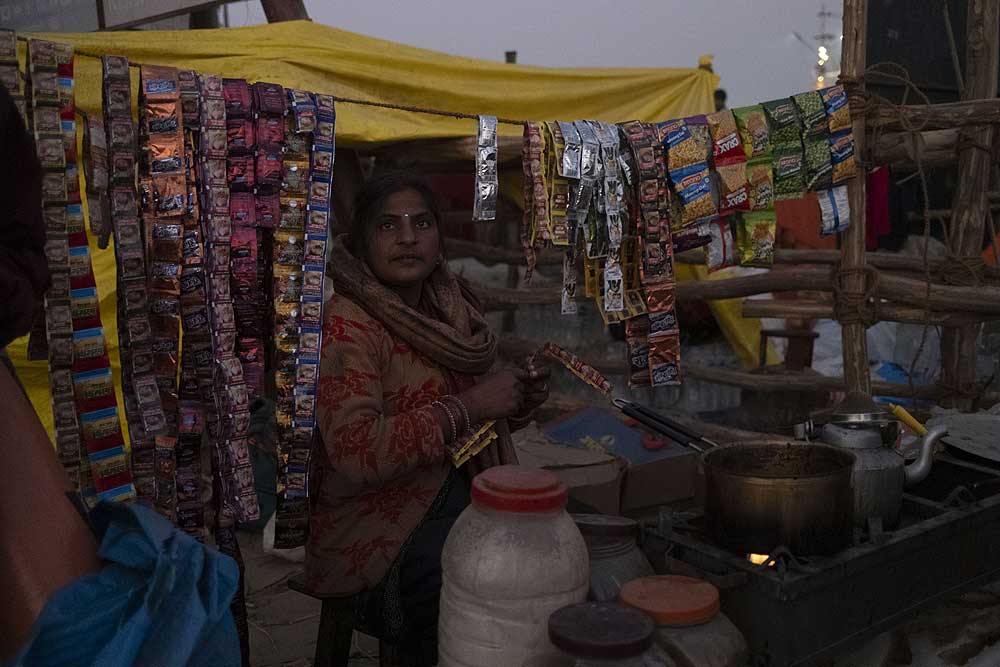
[938,254,985,286]
[831,265,881,327]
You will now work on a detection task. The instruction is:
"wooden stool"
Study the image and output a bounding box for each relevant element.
[759,328,820,371]
[287,574,357,667]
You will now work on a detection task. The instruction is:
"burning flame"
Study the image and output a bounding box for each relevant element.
[747,553,771,566]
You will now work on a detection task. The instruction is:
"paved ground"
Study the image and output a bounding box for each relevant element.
[244,530,379,667]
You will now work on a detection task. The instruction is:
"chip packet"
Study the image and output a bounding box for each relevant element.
[818,185,851,236]
[747,158,774,211]
[670,162,718,226]
[792,90,828,137]
[804,135,833,191]
[733,105,771,159]
[705,217,737,273]
[737,211,777,267]
[820,85,851,133]
[773,147,806,201]
[830,130,857,183]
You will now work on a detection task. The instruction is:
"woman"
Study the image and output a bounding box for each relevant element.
[308,171,549,664]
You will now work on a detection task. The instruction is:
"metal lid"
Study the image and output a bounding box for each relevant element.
[829,391,891,425]
[549,602,654,658]
[572,513,639,539]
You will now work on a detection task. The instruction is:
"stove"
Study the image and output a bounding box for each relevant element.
[640,452,1000,666]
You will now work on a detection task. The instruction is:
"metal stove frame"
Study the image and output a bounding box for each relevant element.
[643,455,1000,666]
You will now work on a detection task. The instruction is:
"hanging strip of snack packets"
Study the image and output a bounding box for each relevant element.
[139,64,187,520]
[519,122,547,283]
[648,124,682,387]
[41,41,135,502]
[531,342,614,396]
[217,76,260,524]
[474,115,498,221]
[83,116,112,248]
[543,121,572,245]
[176,94,213,540]
[763,98,806,202]
[707,110,750,217]
[276,92,335,547]
[102,55,163,504]
[0,30,25,123]
[269,89,319,550]
[28,39,78,484]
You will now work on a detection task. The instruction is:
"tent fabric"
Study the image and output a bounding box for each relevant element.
[27,20,718,145]
[10,20,767,438]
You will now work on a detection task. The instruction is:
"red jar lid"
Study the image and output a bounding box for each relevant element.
[471,465,568,513]
[620,575,721,627]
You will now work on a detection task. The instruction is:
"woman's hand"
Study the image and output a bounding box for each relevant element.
[519,362,550,416]
[459,369,531,425]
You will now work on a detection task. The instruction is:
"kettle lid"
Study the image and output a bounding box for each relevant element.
[829,391,891,425]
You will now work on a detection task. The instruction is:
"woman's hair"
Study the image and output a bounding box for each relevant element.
[347,170,444,258]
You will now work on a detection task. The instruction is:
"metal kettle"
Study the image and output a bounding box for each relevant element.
[818,392,948,531]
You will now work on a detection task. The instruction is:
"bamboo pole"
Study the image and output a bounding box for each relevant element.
[839,0,872,396]
[677,247,1000,280]
[940,0,1000,410]
[473,266,1000,315]
[741,298,987,326]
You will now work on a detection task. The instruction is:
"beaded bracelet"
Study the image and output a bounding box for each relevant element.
[432,400,458,444]
[445,395,472,435]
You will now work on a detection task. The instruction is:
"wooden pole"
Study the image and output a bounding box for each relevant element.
[839,0,871,396]
[940,0,1000,409]
[741,298,987,327]
[260,0,309,22]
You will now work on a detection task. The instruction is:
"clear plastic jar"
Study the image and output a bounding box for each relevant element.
[438,466,590,667]
[573,514,654,602]
[620,576,748,667]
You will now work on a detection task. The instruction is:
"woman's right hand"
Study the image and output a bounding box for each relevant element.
[458,369,530,425]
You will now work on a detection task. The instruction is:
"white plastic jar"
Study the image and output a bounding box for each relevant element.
[438,465,589,666]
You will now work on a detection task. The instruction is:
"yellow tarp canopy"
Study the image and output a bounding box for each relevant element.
[11,20,767,437]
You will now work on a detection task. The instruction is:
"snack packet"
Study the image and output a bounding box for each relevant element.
[733,105,771,159]
[818,185,851,236]
[792,91,828,137]
[738,211,777,267]
[762,98,802,148]
[821,85,851,133]
[707,110,743,164]
[773,147,806,201]
[747,158,773,211]
[670,163,717,226]
[804,135,833,191]
[830,131,857,183]
[705,217,737,273]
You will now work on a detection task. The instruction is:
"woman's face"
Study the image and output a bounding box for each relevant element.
[365,188,441,289]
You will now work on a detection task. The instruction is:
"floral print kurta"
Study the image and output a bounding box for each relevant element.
[306,294,456,597]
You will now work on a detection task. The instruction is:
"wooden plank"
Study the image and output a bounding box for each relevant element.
[260,0,309,22]
[868,98,1000,131]
[683,363,1000,405]
[839,0,872,396]
[941,0,1000,409]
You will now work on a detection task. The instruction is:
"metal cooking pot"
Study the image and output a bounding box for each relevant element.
[703,442,856,556]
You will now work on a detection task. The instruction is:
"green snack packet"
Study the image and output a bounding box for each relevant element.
[772,146,806,201]
[804,135,833,191]
[738,211,776,267]
[792,91,828,137]
[733,105,771,159]
[763,98,802,148]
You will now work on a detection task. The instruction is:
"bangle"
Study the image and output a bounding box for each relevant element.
[432,400,458,443]
[446,395,472,434]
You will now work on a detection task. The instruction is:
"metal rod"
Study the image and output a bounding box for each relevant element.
[629,401,720,449]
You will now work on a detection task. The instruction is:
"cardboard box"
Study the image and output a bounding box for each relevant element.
[543,407,699,515]
[513,422,624,515]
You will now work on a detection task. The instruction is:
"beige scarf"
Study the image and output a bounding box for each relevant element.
[328,235,517,469]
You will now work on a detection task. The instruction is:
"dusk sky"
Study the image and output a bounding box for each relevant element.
[228,0,843,107]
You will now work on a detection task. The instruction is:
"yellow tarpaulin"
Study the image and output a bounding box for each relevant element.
[10,20,767,437]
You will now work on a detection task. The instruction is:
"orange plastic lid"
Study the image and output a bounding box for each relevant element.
[619,575,720,627]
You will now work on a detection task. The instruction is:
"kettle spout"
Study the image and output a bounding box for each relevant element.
[904,424,948,486]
